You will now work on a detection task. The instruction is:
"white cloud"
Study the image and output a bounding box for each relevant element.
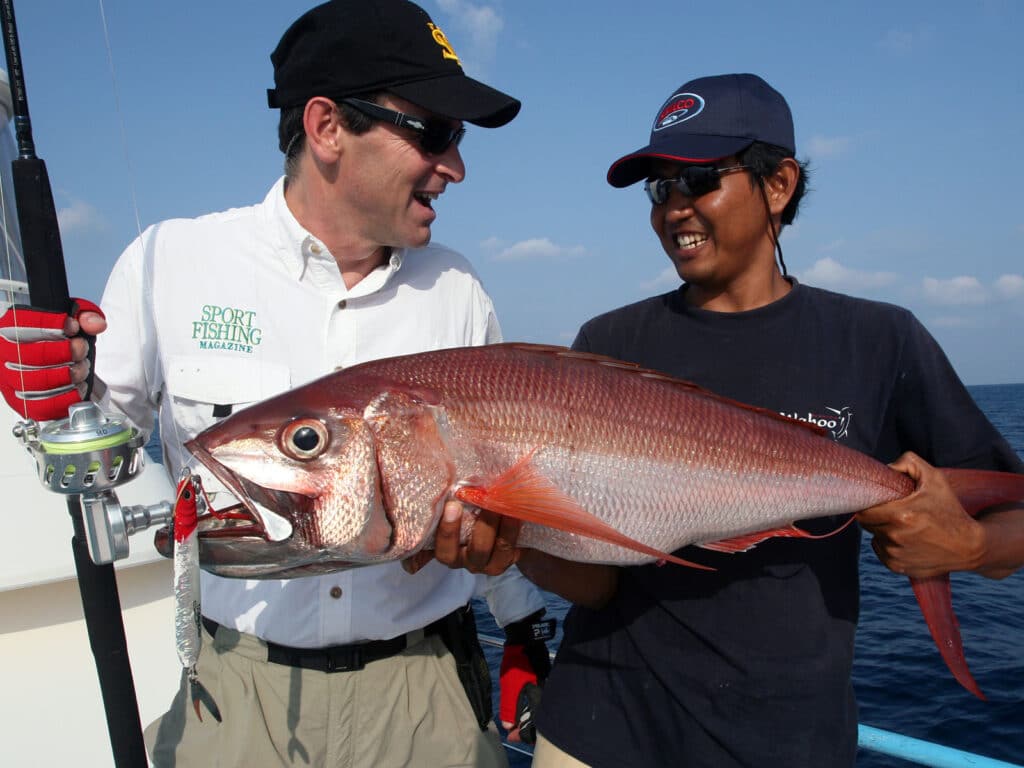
[57,200,103,234]
[877,25,934,55]
[435,0,503,71]
[799,257,897,291]
[921,276,987,306]
[877,28,916,54]
[928,314,981,329]
[492,237,585,262]
[994,274,1024,299]
[806,135,853,158]
[640,266,679,292]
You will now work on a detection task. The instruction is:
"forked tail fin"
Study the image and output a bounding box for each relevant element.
[910,468,1024,700]
[910,575,984,699]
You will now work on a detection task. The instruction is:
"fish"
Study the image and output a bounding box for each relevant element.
[179,343,1024,699]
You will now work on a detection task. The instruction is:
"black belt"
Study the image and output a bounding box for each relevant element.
[201,615,444,673]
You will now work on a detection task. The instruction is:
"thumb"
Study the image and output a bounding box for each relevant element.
[77,311,108,336]
[888,451,925,482]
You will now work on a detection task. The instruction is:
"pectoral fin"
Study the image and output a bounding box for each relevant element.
[455,451,713,571]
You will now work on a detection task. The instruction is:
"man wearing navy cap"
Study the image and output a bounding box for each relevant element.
[0,1,552,766]
[436,73,1024,767]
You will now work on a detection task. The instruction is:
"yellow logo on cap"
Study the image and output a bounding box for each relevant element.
[428,23,461,65]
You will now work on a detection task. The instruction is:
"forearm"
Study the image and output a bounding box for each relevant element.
[515,549,618,609]
[975,504,1024,579]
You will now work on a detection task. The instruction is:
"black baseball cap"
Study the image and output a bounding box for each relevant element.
[267,0,520,128]
[607,74,795,187]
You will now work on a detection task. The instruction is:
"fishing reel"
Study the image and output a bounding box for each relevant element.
[12,401,173,565]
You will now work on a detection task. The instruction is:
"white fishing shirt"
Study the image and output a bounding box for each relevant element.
[96,177,544,646]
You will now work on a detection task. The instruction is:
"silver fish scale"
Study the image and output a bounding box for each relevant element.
[392,347,907,562]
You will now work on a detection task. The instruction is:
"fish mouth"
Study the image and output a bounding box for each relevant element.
[184,440,298,544]
[151,465,315,577]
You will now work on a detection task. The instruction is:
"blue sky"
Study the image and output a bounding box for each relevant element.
[8,0,1023,384]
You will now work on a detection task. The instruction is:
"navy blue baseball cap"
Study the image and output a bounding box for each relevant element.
[607,74,795,187]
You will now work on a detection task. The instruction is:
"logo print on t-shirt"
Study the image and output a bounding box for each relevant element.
[780,405,853,441]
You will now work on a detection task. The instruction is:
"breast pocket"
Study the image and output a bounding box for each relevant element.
[164,355,291,440]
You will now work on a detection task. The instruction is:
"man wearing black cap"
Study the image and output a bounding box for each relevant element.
[434,73,1024,767]
[0,1,550,766]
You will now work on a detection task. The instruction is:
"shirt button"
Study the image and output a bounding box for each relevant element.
[310,243,322,254]
[337,299,347,309]
[329,586,343,599]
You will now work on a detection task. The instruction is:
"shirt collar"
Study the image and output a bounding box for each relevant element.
[263,177,320,281]
[263,176,406,294]
[345,248,405,299]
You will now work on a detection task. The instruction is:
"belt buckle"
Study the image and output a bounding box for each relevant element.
[326,647,362,673]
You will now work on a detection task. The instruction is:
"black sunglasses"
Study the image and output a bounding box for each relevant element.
[644,164,750,205]
[339,98,466,156]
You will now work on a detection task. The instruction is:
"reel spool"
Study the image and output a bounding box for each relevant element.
[13,402,172,564]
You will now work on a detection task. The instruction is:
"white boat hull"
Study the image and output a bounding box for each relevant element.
[1,411,179,766]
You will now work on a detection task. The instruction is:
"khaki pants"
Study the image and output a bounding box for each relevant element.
[531,733,592,768]
[145,624,507,768]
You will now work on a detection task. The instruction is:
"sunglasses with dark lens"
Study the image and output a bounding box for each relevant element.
[339,98,466,155]
[644,164,750,205]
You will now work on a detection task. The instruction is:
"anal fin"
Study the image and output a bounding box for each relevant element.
[699,515,855,554]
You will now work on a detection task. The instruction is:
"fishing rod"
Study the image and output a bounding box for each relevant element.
[0,2,168,765]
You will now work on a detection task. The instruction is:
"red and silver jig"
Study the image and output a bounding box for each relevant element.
[173,469,221,723]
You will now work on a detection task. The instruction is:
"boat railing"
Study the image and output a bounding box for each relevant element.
[476,633,1023,768]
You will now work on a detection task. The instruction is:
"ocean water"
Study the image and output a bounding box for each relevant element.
[477,382,1024,767]
[855,384,1024,767]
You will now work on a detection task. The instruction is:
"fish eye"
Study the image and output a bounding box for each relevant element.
[280,419,329,460]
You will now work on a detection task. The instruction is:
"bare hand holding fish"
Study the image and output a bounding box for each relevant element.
[402,500,524,576]
[859,452,988,578]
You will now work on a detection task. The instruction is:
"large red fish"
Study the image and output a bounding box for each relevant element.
[181,343,1024,699]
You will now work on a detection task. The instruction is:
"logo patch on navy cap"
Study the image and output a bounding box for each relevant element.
[653,92,705,131]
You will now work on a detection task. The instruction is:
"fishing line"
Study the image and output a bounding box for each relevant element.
[97,0,143,239]
[0,53,26,417]
[94,0,282,511]
[94,0,206,480]
[0,59,23,416]
[0,19,74,420]
[0,132,29,419]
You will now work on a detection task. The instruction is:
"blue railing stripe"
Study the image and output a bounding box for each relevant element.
[857,724,1022,768]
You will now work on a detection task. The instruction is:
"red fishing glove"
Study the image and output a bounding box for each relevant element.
[500,609,555,745]
[0,298,104,421]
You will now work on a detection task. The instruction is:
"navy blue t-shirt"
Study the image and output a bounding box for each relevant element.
[537,281,1022,768]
